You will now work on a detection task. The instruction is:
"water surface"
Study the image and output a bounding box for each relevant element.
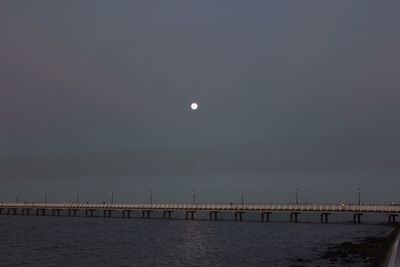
[0,215,391,266]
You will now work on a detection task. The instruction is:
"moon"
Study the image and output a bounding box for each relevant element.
[190,102,198,110]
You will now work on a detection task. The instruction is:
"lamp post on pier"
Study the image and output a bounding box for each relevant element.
[15,192,19,203]
[75,191,79,203]
[241,189,244,205]
[296,189,299,205]
[44,192,48,203]
[192,190,196,204]
[149,190,153,205]
[110,191,114,204]
[357,188,361,205]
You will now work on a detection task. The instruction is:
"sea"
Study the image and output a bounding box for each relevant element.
[0,213,392,266]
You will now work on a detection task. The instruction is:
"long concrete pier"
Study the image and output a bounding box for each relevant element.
[1,202,399,223]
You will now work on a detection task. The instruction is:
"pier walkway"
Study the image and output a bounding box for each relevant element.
[1,202,399,223]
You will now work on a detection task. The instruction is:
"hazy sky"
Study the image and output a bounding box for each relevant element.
[1,1,399,204]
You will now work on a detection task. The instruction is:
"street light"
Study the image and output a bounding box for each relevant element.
[241,189,244,205]
[192,190,196,204]
[296,189,299,205]
[357,188,361,205]
[75,191,79,203]
[44,192,48,203]
[15,192,19,203]
[149,190,153,204]
[110,191,114,204]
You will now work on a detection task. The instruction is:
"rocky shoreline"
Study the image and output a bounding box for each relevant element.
[290,225,399,267]
[322,225,398,266]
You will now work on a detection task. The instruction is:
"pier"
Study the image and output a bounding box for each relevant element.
[1,202,399,224]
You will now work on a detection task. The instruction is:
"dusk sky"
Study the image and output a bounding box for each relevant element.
[1,1,399,204]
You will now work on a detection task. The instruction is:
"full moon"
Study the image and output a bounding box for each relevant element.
[191,102,198,110]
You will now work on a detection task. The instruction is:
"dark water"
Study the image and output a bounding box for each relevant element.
[0,215,392,266]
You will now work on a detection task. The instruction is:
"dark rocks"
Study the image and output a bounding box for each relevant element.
[295,257,311,263]
[329,257,338,262]
[321,231,398,266]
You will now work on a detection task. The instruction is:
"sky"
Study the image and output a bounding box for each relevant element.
[0,1,399,204]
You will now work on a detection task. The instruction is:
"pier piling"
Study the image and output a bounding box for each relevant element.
[142,210,151,218]
[353,213,363,224]
[261,212,271,222]
[234,212,244,221]
[290,212,299,223]
[163,211,173,219]
[320,213,330,223]
[389,214,398,224]
[209,211,218,221]
[185,211,195,220]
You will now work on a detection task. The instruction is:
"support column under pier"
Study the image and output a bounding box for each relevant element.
[234,212,244,221]
[122,210,131,218]
[320,213,330,223]
[103,210,112,218]
[52,209,61,216]
[261,212,271,222]
[185,211,195,220]
[142,210,151,219]
[86,210,94,217]
[389,214,398,224]
[290,212,300,223]
[8,208,17,215]
[68,209,77,216]
[163,211,173,219]
[36,209,46,216]
[209,212,219,221]
[353,213,363,224]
